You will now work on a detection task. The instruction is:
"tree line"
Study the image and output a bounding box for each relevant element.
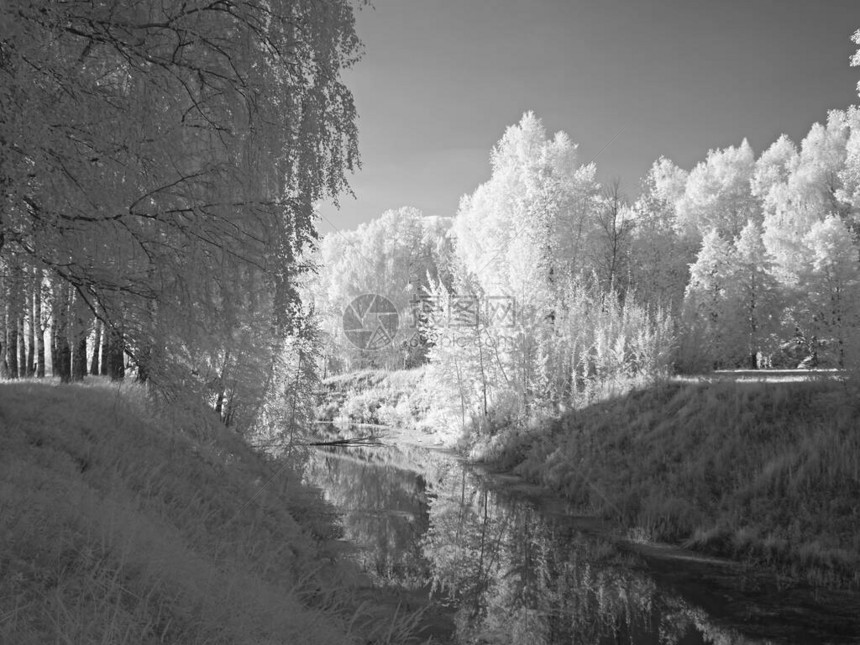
[306,29,860,427]
[1,0,362,438]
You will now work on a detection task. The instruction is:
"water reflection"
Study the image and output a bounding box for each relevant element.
[302,444,430,589]
[422,462,762,645]
[301,436,859,644]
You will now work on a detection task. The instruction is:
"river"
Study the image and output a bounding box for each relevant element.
[300,426,860,644]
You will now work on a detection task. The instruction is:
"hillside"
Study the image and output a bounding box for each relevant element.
[0,380,421,644]
[475,378,860,588]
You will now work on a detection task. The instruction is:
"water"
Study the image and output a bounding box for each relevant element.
[301,430,860,644]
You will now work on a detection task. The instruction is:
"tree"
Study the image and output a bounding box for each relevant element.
[796,216,860,367]
[450,113,601,408]
[853,28,860,98]
[682,230,737,369]
[837,105,860,227]
[303,207,454,372]
[627,158,694,316]
[453,112,599,310]
[726,221,784,368]
[756,113,852,285]
[439,113,674,415]
[681,220,784,371]
[676,139,761,240]
[3,259,24,378]
[1,0,363,429]
[591,179,632,296]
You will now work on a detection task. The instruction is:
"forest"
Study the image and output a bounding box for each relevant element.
[306,29,860,437]
[300,45,860,593]
[3,1,860,641]
[0,0,362,445]
[2,0,860,446]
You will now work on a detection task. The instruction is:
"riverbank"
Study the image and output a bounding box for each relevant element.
[319,369,860,590]
[308,419,860,643]
[471,378,860,589]
[0,379,424,644]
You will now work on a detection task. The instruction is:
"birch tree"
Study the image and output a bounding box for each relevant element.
[756,114,852,284]
[726,221,784,368]
[796,216,860,367]
[676,139,761,240]
[1,0,363,428]
[681,230,737,369]
[628,158,694,316]
[591,179,633,296]
[303,207,454,373]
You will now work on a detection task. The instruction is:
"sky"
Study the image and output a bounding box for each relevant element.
[316,0,860,234]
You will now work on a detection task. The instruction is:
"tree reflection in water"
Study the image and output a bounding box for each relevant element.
[301,440,796,644]
[422,462,767,645]
[302,445,431,589]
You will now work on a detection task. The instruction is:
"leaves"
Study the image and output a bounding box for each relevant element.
[1,0,362,431]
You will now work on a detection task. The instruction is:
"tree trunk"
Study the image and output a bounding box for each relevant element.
[26,279,35,376]
[54,283,72,383]
[54,284,72,383]
[17,313,25,378]
[5,263,22,378]
[70,292,88,381]
[100,324,109,376]
[35,269,45,377]
[50,317,59,377]
[0,287,7,379]
[57,334,72,383]
[214,351,230,418]
[72,334,87,381]
[136,342,151,384]
[477,332,488,418]
[107,328,125,380]
[90,319,101,375]
[222,389,235,427]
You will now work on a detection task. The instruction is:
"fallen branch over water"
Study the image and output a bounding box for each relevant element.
[305,436,385,447]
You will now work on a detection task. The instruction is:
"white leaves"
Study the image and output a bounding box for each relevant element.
[851,29,860,96]
[676,139,760,240]
[453,111,599,310]
[305,206,454,371]
[685,230,735,308]
[794,215,860,365]
[802,215,860,287]
[837,106,860,211]
[752,134,798,210]
[682,222,784,368]
[1,0,364,421]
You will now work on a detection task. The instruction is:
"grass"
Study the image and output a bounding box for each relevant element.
[0,378,428,644]
[472,379,860,589]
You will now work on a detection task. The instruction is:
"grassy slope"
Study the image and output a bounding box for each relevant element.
[0,380,418,644]
[479,379,860,588]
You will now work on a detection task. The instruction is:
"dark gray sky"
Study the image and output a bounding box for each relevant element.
[316,0,860,234]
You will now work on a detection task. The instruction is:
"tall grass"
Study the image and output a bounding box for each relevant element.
[478,379,860,588]
[0,379,427,643]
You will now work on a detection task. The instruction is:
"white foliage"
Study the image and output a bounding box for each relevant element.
[628,158,696,314]
[795,216,860,366]
[452,111,600,312]
[304,206,454,371]
[676,139,761,240]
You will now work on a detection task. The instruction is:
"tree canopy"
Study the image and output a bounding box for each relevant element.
[1,0,363,431]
